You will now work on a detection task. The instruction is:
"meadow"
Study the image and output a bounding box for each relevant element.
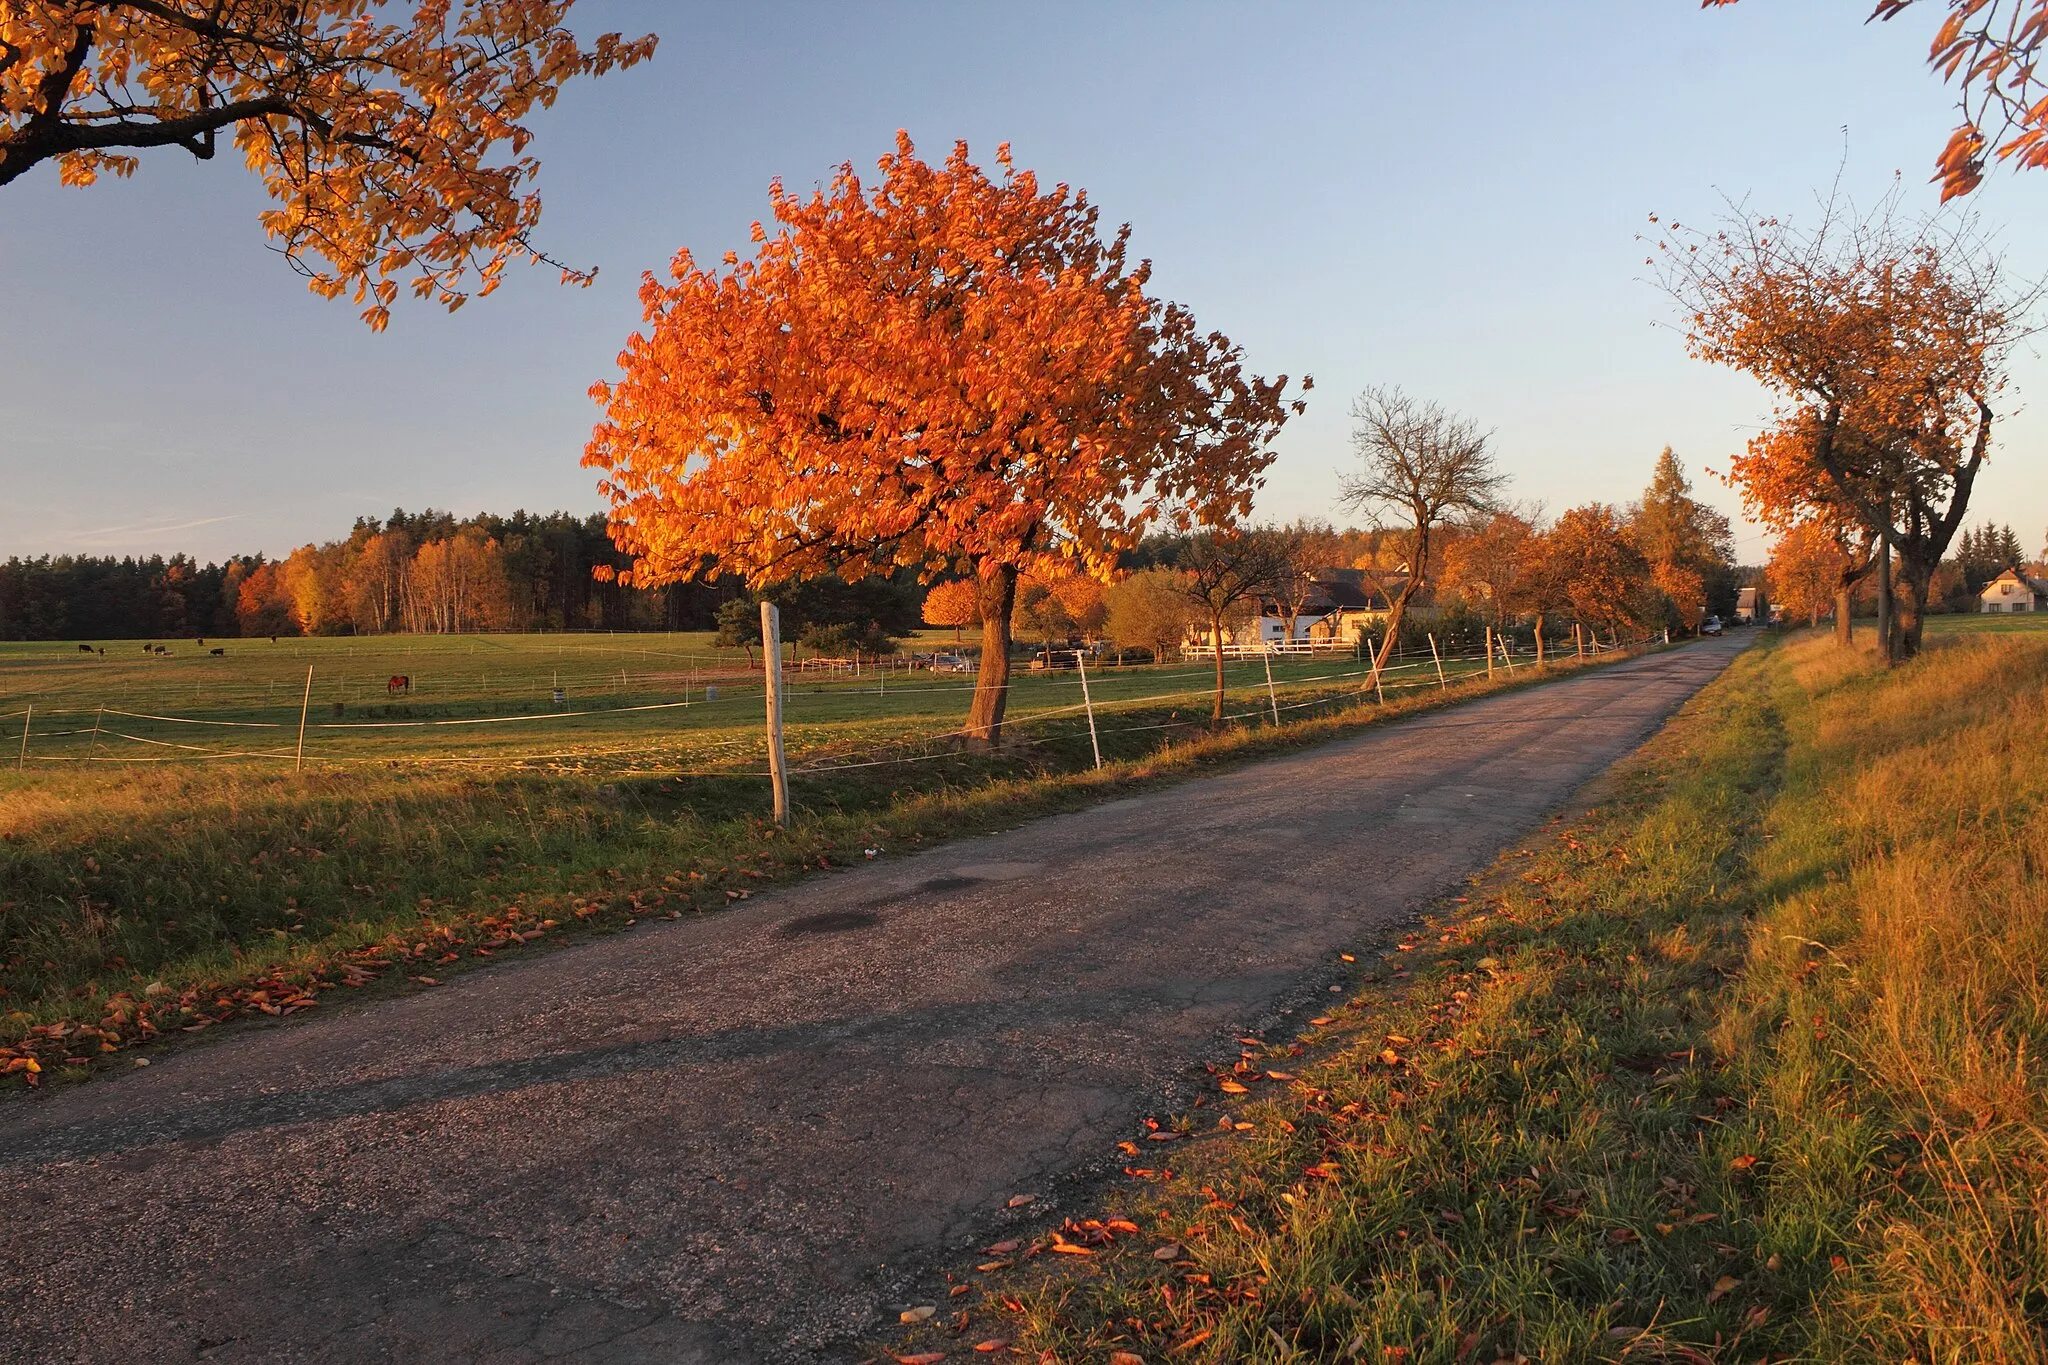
[926,613,2048,1364]
[0,627,1542,1084]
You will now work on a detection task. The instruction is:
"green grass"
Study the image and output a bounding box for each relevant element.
[0,631,1620,1087]
[910,627,2048,1364]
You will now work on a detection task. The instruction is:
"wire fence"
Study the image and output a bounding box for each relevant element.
[0,633,1637,779]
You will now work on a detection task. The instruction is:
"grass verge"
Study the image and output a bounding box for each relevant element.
[901,628,2047,1364]
[1,646,1648,1089]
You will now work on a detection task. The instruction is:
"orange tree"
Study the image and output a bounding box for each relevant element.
[1707,0,2048,200]
[1770,520,1854,627]
[1441,508,1536,629]
[1728,414,1877,646]
[921,579,979,645]
[583,134,1304,744]
[0,2,654,328]
[1655,197,2032,659]
[1543,503,1651,644]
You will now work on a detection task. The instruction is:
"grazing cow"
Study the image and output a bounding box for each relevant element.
[154,646,169,655]
[142,644,153,654]
[78,643,95,653]
[195,638,204,646]
[269,635,277,644]
[210,647,226,656]
[387,675,411,694]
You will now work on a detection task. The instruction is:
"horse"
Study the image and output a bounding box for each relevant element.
[387,675,411,694]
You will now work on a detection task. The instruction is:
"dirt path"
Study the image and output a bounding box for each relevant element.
[0,636,1747,1364]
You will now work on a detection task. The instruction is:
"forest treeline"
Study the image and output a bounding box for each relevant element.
[0,510,737,642]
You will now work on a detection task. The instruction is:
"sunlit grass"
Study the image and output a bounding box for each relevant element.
[924,628,2048,1363]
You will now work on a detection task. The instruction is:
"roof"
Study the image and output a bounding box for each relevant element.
[1981,568,2048,595]
[1302,567,1405,613]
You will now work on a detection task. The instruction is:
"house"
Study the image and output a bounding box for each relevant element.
[1184,567,1415,654]
[1735,585,1762,623]
[1979,567,2048,613]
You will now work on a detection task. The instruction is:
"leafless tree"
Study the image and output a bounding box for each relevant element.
[1341,387,1506,670]
[1175,529,1289,724]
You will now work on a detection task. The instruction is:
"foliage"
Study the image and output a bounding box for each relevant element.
[1654,192,2034,659]
[1708,0,2048,202]
[584,132,1304,744]
[1439,508,1536,626]
[921,579,981,643]
[1102,567,1195,661]
[0,2,656,328]
[1630,447,1734,627]
[1341,387,1503,671]
[1543,503,1651,637]
[1012,572,1106,649]
[1770,521,1854,625]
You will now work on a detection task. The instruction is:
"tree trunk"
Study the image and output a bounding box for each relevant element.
[1876,533,1895,665]
[1833,586,1852,646]
[964,563,1019,746]
[1534,613,1546,665]
[1894,558,1935,661]
[1209,608,1228,724]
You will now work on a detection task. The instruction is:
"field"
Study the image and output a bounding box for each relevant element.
[0,630,1479,773]
[917,616,2048,1364]
[0,627,1578,1085]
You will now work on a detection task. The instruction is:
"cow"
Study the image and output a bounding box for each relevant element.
[77,643,95,653]
[195,638,204,646]
[210,647,226,656]
[142,644,153,654]
[387,675,411,694]
[154,646,169,655]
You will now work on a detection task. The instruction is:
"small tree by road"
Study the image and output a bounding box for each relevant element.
[1341,388,1505,674]
[1175,530,1288,724]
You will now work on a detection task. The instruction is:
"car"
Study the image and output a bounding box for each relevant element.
[1028,648,1079,671]
[929,652,977,673]
[1701,616,1724,636]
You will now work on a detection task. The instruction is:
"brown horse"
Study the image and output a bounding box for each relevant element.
[387,675,411,694]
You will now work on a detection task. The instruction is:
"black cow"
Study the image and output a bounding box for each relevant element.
[77,643,95,653]
[210,647,226,656]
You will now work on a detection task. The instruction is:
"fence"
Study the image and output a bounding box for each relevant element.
[0,631,1643,780]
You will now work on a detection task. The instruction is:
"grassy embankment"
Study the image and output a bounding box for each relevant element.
[912,623,2047,1364]
[0,632,1614,1086]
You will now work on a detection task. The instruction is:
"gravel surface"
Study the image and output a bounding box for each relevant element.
[0,636,1746,1363]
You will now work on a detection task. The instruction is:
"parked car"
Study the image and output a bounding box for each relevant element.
[930,652,977,673]
[1028,648,1080,671]
[1701,616,1724,636]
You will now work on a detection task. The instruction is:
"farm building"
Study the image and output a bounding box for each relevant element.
[1979,567,2048,613]
[1187,568,1417,652]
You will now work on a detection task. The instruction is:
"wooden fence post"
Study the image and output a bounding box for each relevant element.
[1485,626,1495,681]
[1076,649,1103,770]
[16,704,29,771]
[1427,633,1447,689]
[762,602,790,827]
[295,666,313,772]
[1263,651,1280,726]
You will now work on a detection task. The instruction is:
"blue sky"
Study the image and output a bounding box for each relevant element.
[4,0,2047,566]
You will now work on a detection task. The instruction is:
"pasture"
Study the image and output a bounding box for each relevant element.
[0,630,1441,775]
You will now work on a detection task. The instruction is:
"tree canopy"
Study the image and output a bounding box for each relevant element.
[0,2,656,327]
[584,132,1304,742]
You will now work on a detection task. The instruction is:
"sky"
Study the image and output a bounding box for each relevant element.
[4,0,2047,568]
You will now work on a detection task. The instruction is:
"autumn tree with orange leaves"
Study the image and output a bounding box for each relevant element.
[584,134,1305,744]
[1770,521,1854,627]
[921,579,980,645]
[1540,504,1651,644]
[0,3,655,328]
[1655,194,2034,660]
[1707,0,2048,200]
[1729,414,1878,646]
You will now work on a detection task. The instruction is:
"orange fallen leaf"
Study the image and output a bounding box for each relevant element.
[1309,1017,1333,1026]
[985,1240,1020,1254]
[1005,1193,1036,1208]
[1606,1227,1640,1244]
[1217,1080,1249,1095]
[896,1355,946,1365]
[1049,1240,1094,1256]
[1109,1354,1145,1365]
[1146,1131,1182,1141]
[1707,1274,1741,1304]
[974,1260,1010,1272]
[899,1305,936,1323]
[1729,1154,1759,1172]
[972,1342,1009,1354]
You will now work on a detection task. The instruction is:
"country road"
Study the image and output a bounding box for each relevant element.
[1,634,1748,1364]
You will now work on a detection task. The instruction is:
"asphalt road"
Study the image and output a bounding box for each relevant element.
[0,635,1747,1364]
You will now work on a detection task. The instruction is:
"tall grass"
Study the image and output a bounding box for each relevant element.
[923,630,2048,1363]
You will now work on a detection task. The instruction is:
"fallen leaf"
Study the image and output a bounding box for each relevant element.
[1005,1194,1036,1208]
[899,1305,936,1323]
[949,1284,972,1298]
[1153,1243,1183,1260]
[1147,1131,1182,1142]
[895,1355,946,1365]
[972,1342,1009,1354]
[974,1260,1010,1272]
[1606,1227,1640,1244]
[1309,1016,1333,1026]
[1049,1241,1094,1256]
[1707,1274,1741,1304]
[1379,1049,1403,1067]
[1265,1070,1296,1081]
[1169,1330,1212,1354]
[985,1240,1020,1254]
[1218,1079,1249,1094]
[1729,1154,1759,1172]
[1385,1033,1413,1045]
[1109,1354,1145,1365]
